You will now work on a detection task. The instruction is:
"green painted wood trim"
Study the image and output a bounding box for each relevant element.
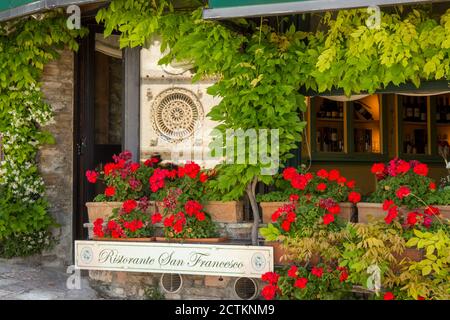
[209,0,302,9]
[0,0,36,12]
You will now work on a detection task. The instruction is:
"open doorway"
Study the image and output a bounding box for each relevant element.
[74,26,123,241]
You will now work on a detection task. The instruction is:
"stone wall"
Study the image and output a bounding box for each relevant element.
[89,270,263,300]
[38,49,74,266]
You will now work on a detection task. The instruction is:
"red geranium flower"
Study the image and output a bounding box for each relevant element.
[304,172,314,181]
[104,186,116,197]
[385,206,398,224]
[311,267,323,278]
[199,172,208,183]
[163,215,175,227]
[281,220,291,232]
[130,162,140,172]
[396,186,411,199]
[371,163,385,175]
[348,191,361,204]
[287,265,298,278]
[406,212,420,226]
[173,220,184,234]
[282,167,298,181]
[429,182,436,191]
[151,213,162,224]
[413,163,428,176]
[185,200,203,217]
[122,199,137,213]
[383,292,395,300]
[291,174,308,190]
[424,206,440,216]
[103,163,116,176]
[328,169,340,181]
[294,277,308,289]
[396,160,410,174]
[262,272,279,284]
[184,162,200,179]
[346,180,356,189]
[383,199,395,211]
[339,271,348,282]
[328,205,341,215]
[337,176,347,185]
[86,170,98,183]
[289,194,299,202]
[196,212,206,221]
[317,169,329,179]
[316,183,327,192]
[144,157,160,167]
[286,212,296,223]
[323,213,335,225]
[261,284,278,300]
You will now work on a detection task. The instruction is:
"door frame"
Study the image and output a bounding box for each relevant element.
[73,19,141,244]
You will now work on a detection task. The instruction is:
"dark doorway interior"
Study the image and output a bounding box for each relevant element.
[74,25,123,241]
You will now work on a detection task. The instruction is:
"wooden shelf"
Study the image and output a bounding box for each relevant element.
[316,118,344,122]
[403,121,427,126]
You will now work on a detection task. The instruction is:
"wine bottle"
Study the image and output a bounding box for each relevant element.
[420,101,426,122]
[331,103,338,118]
[446,97,450,122]
[339,103,343,118]
[316,131,322,152]
[406,97,413,121]
[413,97,420,122]
[354,103,374,120]
[331,128,338,152]
[436,97,442,122]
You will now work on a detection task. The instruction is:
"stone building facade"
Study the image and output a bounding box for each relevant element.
[38,49,75,266]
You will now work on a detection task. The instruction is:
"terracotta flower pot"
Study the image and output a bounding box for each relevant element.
[86,202,123,223]
[264,241,292,265]
[204,201,244,223]
[154,237,228,243]
[339,202,354,222]
[264,241,321,266]
[93,237,155,242]
[357,203,450,224]
[260,202,290,224]
[434,205,450,219]
[356,202,385,223]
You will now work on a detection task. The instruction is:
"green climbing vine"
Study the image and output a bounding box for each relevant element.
[97,1,450,244]
[0,10,86,254]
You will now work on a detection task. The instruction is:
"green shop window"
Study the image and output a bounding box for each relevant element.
[307,94,388,162]
[397,93,450,162]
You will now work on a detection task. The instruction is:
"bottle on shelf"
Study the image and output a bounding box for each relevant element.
[331,103,338,118]
[316,131,322,152]
[323,128,330,152]
[436,97,442,122]
[338,103,344,119]
[354,102,374,120]
[330,128,338,152]
[365,130,372,152]
[413,97,421,122]
[446,96,450,122]
[420,102,426,122]
[406,97,414,121]
[404,134,412,154]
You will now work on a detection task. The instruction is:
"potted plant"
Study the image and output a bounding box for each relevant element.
[92,199,155,241]
[259,167,360,223]
[260,264,353,300]
[203,169,244,223]
[148,161,226,242]
[85,150,161,222]
[360,158,449,223]
[260,195,349,265]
